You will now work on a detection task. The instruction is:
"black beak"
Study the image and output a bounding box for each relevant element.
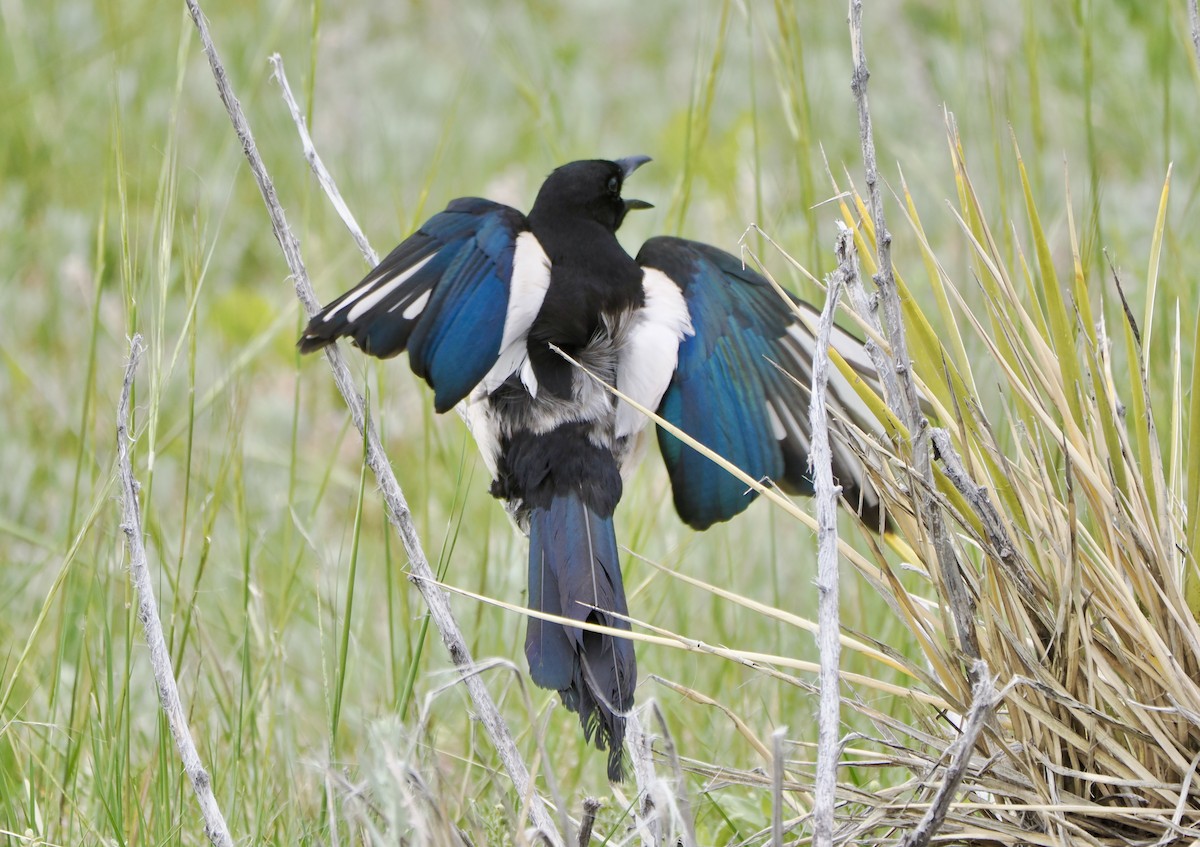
[616,155,653,211]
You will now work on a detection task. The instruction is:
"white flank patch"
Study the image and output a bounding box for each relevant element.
[615,268,695,438]
[341,253,437,324]
[458,396,502,477]
[399,289,431,319]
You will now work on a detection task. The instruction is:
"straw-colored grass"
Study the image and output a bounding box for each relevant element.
[723,121,1200,842]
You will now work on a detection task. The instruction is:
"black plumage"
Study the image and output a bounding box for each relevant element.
[299,157,888,780]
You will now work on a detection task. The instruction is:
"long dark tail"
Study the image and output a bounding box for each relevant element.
[525,491,635,781]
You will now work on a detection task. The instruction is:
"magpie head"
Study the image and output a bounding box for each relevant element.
[531,156,653,232]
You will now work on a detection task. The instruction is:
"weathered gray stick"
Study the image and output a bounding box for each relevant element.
[900,661,997,847]
[846,0,978,662]
[118,335,234,847]
[268,55,377,267]
[1190,0,1200,69]
[845,6,992,845]
[771,727,788,847]
[808,225,854,846]
[183,3,563,843]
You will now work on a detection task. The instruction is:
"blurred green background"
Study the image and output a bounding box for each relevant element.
[1,0,1198,843]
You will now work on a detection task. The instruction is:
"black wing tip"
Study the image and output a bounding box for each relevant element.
[296,332,332,355]
[679,508,719,532]
[297,314,343,354]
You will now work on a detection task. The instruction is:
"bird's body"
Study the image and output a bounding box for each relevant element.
[300,158,887,780]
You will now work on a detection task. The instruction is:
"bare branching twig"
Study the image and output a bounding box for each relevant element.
[183,3,562,843]
[118,335,234,847]
[929,428,1046,605]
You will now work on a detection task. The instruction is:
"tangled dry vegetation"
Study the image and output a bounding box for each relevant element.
[776,121,1200,844]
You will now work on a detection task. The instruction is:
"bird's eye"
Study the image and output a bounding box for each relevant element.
[607,175,620,194]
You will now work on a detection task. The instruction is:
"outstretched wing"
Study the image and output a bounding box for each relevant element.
[299,197,550,413]
[636,236,886,531]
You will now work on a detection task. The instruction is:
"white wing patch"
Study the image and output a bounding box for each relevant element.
[779,307,885,516]
[765,401,786,441]
[788,306,881,408]
[615,268,694,439]
[783,319,879,445]
[502,232,551,349]
[478,231,552,395]
[769,397,810,456]
[398,289,431,319]
[332,253,436,324]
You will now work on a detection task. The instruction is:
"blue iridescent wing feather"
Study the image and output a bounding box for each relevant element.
[637,237,884,530]
[299,197,531,412]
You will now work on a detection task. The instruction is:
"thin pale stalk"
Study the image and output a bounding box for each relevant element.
[118,336,234,847]
[809,226,852,846]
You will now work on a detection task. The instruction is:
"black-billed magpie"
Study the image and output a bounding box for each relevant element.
[299,157,886,780]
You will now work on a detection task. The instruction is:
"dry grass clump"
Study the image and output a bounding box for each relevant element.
[778,118,1200,844]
